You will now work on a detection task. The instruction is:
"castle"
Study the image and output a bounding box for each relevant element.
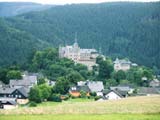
[59,37,99,70]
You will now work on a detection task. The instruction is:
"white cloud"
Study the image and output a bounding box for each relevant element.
[0,0,159,5]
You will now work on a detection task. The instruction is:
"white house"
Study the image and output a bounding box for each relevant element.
[149,79,160,87]
[104,90,123,100]
[0,98,18,109]
[113,58,131,71]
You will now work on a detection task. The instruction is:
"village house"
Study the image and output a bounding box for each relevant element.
[77,81,104,96]
[103,90,124,100]
[59,37,99,70]
[86,81,104,96]
[0,87,28,104]
[0,98,18,109]
[137,87,160,96]
[110,84,134,94]
[113,58,137,71]
[10,74,37,91]
[149,79,160,87]
[69,85,90,97]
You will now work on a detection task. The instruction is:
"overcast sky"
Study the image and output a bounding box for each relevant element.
[0,0,159,5]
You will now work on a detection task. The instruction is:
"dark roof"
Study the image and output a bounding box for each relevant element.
[138,87,160,94]
[10,75,37,87]
[102,89,110,94]
[17,87,28,98]
[0,98,17,105]
[105,90,124,98]
[0,88,16,94]
[70,85,90,92]
[0,87,28,98]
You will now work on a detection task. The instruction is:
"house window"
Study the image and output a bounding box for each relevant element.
[19,95,21,98]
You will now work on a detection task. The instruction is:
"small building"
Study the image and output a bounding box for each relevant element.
[10,74,37,89]
[77,81,86,86]
[110,84,134,94]
[0,87,28,104]
[69,85,90,97]
[86,81,104,96]
[104,90,123,100]
[0,87,28,98]
[137,87,160,96]
[113,58,131,71]
[0,98,18,109]
[149,79,160,87]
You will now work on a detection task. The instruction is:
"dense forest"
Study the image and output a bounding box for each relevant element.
[0,2,159,70]
[0,2,52,17]
[0,18,49,66]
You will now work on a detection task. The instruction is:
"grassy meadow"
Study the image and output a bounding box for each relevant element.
[0,95,160,120]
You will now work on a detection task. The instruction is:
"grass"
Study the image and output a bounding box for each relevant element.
[1,114,160,120]
[0,95,160,120]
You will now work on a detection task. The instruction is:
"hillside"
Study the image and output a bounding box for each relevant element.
[0,18,49,66]
[5,2,160,69]
[0,2,159,68]
[0,2,52,17]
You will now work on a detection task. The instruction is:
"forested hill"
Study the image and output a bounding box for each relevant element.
[0,2,52,17]
[0,2,160,69]
[0,18,49,66]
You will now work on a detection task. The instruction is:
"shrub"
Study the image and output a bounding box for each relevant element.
[90,92,97,97]
[29,101,37,107]
[94,96,102,101]
[50,94,62,102]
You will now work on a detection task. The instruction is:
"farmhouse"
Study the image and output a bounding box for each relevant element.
[137,87,160,96]
[149,79,160,87]
[104,90,124,100]
[110,84,134,94]
[0,87,28,98]
[10,74,37,90]
[0,98,17,109]
[69,85,90,97]
[77,81,104,96]
[86,81,104,96]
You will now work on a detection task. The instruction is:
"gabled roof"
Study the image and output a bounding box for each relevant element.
[138,87,160,94]
[0,98,17,105]
[0,87,16,94]
[0,87,28,98]
[17,87,28,98]
[70,85,90,92]
[105,90,124,98]
[10,75,37,87]
[110,86,131,92]
[114,58,131,64]
[87,81,104,92]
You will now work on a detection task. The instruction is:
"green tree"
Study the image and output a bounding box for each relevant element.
[38,84,52,101]
[6,70,22,80]
[98,59,114,83]
[80,90,87,98]
[112,70,126,83]
[37,78,46,85]
[67,71,84,85]
[53,77,70,94]
[29,86,42,103]
[0,68,9,84]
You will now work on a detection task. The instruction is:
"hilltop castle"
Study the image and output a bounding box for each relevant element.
[59,36,99,70]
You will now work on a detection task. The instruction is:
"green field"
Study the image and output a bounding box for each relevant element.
[0,96,160,120]
[1,114,160,120]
